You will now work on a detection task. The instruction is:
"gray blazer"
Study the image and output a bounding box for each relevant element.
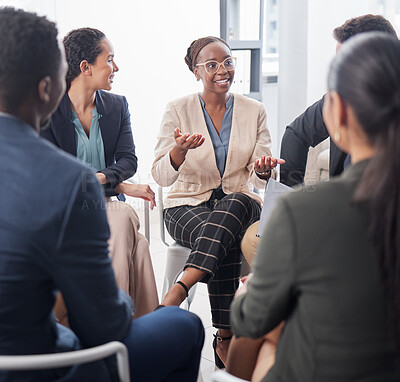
[231,160,400,381]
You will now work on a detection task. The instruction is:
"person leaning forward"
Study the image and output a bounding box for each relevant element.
[0,7,204,382]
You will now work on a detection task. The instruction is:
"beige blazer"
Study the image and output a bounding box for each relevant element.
[152,93,275,209]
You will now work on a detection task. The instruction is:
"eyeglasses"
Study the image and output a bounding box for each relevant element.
[196,56,237,74]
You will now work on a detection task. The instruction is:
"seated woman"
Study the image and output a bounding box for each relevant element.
[152,36,283,367]
[41,28,159,318]
[229,33,400,381]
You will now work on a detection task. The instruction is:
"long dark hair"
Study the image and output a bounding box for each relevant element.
[328,32,400,335]
[63,27,106,90]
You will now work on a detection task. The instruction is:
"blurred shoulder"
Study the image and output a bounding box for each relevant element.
[38,135,95,178]
[280,167,363,221]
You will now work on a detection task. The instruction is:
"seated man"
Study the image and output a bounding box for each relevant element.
[279,14,397,187]
[241,14,398,264]
[0,7,204,382]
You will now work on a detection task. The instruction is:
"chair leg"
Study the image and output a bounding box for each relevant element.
[162,243,197,310]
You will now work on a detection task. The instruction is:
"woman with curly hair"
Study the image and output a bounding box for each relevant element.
[42,28,159,319]
[152,35,283,367]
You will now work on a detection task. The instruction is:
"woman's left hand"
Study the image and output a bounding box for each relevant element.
[117,183,156,209]
[254,156,285,180]
[96,172,108,185]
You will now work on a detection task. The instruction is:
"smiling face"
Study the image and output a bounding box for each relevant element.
[90,38,119,91]
[193,41,234,96]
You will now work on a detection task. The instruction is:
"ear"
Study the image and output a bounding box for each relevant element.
[80,60,91,75]
[331,91,348,131]
[329,90,355,153]
[338,95,349,129]
[38,76,51,104]
[193,67,200,81]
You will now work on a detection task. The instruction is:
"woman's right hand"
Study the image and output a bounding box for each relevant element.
[174,128,205,152]
[170,128,205,170]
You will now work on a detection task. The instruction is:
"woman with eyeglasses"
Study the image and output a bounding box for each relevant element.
[41,28,159,320]
[152,36,283,367]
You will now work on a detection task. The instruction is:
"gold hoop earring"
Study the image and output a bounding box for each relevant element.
[334,131,341,142]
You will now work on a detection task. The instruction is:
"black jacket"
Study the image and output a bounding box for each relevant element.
[279,96,347,186]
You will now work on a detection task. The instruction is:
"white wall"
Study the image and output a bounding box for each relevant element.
[278,0,399,149]
[262,83,279,157]
[54,0,219,182]
[278,0,308,132]
[0,0,56,18]
[306,0,371,105]
[0,0,219,182]
[4,0,400,172]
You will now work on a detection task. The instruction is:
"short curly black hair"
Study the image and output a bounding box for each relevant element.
[63,28,106,90]
[333,14,397,43]
[0,7,61,111]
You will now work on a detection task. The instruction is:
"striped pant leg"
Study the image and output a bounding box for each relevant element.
[188,193,261,328]
[163,204,211,249]
[164,194,260,328]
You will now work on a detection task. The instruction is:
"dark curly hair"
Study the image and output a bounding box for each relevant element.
[333,14,397,43]
[184,36,230,72]
[0,7,61,112]
[63,28,106,90]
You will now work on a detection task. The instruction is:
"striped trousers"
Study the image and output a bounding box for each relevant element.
[164,192,261,329]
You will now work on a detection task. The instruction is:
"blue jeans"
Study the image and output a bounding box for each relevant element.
[54,306,204,382]
[122,306,205,381]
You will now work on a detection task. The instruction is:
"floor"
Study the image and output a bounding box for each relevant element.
[133,200,218,382]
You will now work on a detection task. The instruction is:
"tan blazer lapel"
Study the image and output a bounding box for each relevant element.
[224,93,238,177]
[189,94,221,179]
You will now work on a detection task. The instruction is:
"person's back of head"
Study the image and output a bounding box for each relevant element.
[327,31,400,339]
[333,14,397,43]
[0,7,65,126]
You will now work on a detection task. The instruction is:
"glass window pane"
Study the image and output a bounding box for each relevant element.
[368,0,400,36]
[230,50,251,94]
[228,0,260,40]
[262,0,279,76]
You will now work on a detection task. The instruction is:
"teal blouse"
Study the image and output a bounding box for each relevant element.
[71,107,106,172]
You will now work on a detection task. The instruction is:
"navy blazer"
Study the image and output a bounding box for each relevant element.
[41,90,138,197]
[0,115,133,381]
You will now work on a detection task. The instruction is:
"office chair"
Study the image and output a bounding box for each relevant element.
[210,369,248,382]
[0,341,130,382]
[158,186,197,309]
